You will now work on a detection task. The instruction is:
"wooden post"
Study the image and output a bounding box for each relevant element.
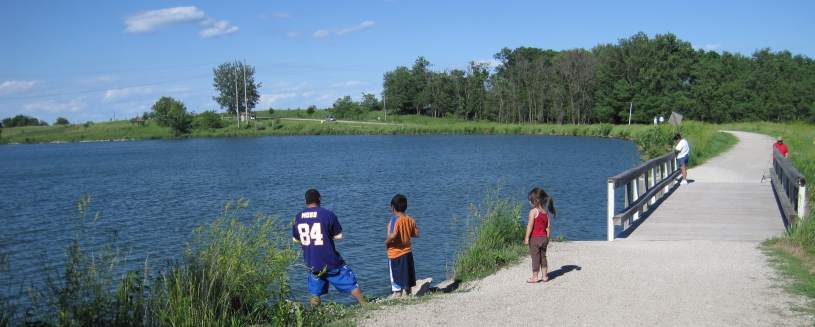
[623,182,631,209]
[633,176,640,221]
[799,184,808,219]
[650,166,657,205]
[608,181,615,241]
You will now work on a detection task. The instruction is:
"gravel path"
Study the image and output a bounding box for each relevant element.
[359,131,811,327]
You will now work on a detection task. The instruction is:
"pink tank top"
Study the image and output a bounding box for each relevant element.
[531,210,549,237]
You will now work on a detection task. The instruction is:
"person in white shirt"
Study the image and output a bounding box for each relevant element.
[674,133,690,185]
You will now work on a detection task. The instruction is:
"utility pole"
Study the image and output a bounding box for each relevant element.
[242,60,250,128]
[383,92,387,121]
[235,65,240,127]
[628,102,633,125]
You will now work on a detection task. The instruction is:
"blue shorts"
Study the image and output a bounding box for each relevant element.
[677,156,689,167]
[307,265,359,297]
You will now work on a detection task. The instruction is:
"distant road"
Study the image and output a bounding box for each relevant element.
[274,117,404,126]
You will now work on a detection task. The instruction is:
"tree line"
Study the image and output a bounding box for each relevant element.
[381,32,815,124]
[1,115,70,128]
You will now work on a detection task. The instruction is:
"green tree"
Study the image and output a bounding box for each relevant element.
[267,107,274,115]
[212,61,262,115]
[306,105,316,115]
[383,66,415,115]
[361,93,381,111]
[193,111,223,129]
[55,117,70,126]
[1,115,46,127]
[331,96,361,119]
[151,97,192,135]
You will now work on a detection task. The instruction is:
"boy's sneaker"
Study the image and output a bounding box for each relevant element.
[680,180,688,185]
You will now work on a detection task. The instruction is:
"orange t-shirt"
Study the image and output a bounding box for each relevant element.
[386,214,418,259]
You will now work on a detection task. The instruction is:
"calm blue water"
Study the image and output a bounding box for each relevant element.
[0,135,639,303]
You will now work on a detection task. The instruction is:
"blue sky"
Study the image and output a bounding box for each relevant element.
[1,0,813,123]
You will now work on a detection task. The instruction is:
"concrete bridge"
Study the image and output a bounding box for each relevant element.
[362,131,810,326]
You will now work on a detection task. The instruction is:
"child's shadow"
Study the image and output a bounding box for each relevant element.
[548,265,581,281]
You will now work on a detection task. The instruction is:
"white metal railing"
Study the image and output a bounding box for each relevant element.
[770,148,808,223]
[607,152,680,240]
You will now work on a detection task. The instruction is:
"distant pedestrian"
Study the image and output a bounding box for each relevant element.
[674,133,691,185]
[524,187,557,283]
[385,194,420,297]
[773,136,789,158]
[292,189,366,306]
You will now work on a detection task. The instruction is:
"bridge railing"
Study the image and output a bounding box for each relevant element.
[771,148,808,222]
[607,151,680,241]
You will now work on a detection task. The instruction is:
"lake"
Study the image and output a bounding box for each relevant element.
[0,135,639,303]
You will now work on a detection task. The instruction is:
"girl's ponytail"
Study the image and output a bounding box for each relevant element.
[540,189,557,218]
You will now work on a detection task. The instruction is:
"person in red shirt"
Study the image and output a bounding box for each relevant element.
[524,187,557,283]
[773,136,789,158]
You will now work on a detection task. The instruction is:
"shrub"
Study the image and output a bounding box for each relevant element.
[151,97,192,136]
[306,105,316,115]
[193,111,224,129]
[55,117,70,126]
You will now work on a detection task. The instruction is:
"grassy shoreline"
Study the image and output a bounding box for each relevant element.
[0,115,735,164]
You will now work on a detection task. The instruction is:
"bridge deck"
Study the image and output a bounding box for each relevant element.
[626,131,786,241]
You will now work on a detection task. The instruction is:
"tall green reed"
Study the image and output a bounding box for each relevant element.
[453,194,525,283]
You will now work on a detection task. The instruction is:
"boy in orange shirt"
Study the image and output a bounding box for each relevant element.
[385,194,420,296]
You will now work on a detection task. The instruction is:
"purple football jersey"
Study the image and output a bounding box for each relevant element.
[292,207,345,273]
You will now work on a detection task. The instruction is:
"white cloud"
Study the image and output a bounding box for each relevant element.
[475,59,502,70]
[124,6,205,33]
[260,92,298,107]
[337,20,375,36]
[313,20,376,38]
[124,6,238,38]
[313,29,330,38]
[330,80,363,88]
[286,31,302,38]
[199,19,239,38]
[23,98,86,114]
[0,80,37,95]
[102,86,155,102]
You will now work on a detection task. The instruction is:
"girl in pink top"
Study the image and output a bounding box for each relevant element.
[524,187,557,283]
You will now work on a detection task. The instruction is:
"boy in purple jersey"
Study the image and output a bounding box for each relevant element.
[292,189,365,306]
